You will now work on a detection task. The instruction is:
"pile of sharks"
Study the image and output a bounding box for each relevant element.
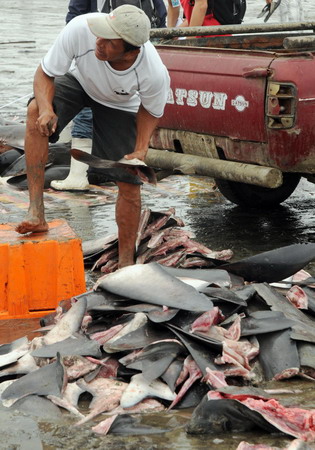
[1,116,315,447]
[1,242,315,447]
[83,207,234,273]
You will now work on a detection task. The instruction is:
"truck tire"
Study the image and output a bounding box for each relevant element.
[215,173,301,208]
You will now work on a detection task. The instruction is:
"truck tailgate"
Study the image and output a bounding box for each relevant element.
[157,46,275,143]
[267,54,315,169]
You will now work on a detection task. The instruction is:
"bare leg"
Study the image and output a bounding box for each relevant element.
[116,181,141,268]
[15,100,49,234]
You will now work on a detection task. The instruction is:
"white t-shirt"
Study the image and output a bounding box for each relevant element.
[41,13,170,117]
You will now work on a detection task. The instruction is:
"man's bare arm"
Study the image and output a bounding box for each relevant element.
[124,104,160,161]
[167,0,180,27]
[189,0,208,26]
[33,65,58,137]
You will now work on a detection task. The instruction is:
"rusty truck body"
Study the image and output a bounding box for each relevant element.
[148,22,315,207]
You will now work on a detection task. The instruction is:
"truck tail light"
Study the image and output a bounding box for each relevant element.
[266,82,297,129]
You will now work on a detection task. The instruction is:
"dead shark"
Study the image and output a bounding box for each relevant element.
[95,263,214,312]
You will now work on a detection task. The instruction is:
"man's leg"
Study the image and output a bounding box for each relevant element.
[15,99,49,234]
[91,102,138,267]
[116,181,141,268]
[16,73,88,234]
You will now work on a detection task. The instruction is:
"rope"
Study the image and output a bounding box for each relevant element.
[0,93,32,110]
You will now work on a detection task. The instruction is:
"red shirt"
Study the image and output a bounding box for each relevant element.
[180,0,221,26]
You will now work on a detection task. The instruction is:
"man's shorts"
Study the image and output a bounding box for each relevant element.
[29,73,139,184]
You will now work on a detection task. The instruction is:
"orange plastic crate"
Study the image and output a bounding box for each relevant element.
[0,219,86,319]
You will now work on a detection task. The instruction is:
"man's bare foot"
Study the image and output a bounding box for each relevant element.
[15,219,49,235]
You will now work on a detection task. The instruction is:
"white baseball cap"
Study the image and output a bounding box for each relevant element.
[87,5,151,47]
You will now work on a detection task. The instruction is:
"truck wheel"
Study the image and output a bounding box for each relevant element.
[215,173,301,208]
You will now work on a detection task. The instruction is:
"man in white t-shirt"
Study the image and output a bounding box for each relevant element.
[15,5,170,269]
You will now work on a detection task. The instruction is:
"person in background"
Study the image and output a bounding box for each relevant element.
[167,0,221,29]
[153,0,167,27]
[15,5,170,269]
[66,0,98,21]
[265,0,304,23]
[65,0,167,27]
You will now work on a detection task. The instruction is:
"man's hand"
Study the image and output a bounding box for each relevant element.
[124,149,148,161]
[32,65,57,137]
[36,112,58,137]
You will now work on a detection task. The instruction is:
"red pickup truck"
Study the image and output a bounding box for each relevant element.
[148,22,315,207]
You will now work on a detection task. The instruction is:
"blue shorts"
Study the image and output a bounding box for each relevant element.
[72,107,93,140]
